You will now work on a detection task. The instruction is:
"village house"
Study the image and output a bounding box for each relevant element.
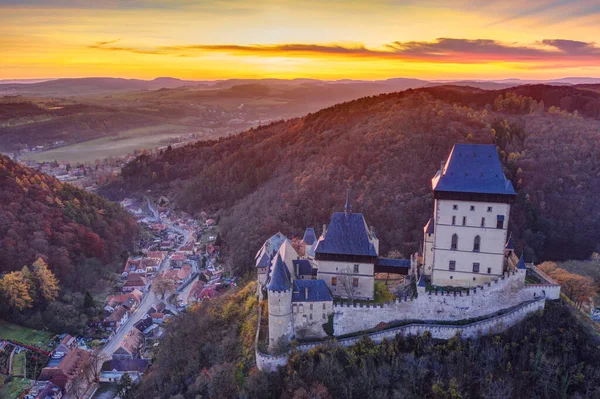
[161,264,193,287]
[103,305,129,330]
[134,314,154,332]
[170,252,186,268]
[25,381,63,399]
[38,347,90,394]
[100,359,150,383]
[113,328,145,360]
[122,274,147,292]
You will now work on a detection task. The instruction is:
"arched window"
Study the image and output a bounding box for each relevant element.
[473,235,481,252]
[451,234,458,250]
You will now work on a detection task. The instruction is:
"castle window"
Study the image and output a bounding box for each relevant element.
[487,206,492,212]
[496,215,504,229]
[451,234,458,250]
[473,277,476,281]
[453,204,458,210]
[449,261,456,271]
[310,304,313,310]
[310,314,313,320]
[322,303,326,310]
[353,264,359,273]
[473,236,480,252]
[487,267,491,274]
[462,217,466,226]
[450,276,453,279]
[452,216,456,225]
[470,205,475,211]
[481,217,485,227]
[331,277,337,286]
[322,313,326,320]
[353,277,359,287]
[473,263,480,272]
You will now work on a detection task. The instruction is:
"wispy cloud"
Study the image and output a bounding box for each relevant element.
[88,38,600,65]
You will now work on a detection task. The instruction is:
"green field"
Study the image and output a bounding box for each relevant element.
[22,124,192,163]
[0,320,54,347]
[11,351,25,377]
[0,376,32,398]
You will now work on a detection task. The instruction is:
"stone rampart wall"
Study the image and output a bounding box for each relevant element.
[334,269,531,335]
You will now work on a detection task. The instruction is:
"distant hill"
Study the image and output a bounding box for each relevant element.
[0,77,208,97]
[0,155,138,332]
[105,85,600,276]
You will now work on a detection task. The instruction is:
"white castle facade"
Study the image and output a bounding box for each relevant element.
[255,144,561,362]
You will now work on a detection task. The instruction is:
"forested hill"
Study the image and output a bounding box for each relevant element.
[0,155,138,332]
[108,85,600,275]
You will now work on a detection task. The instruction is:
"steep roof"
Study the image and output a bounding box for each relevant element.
[255,232,287,261]
[505,234,515,250]
[293,259,313,276]
[103,359,149,373]
[431,144,516,195]
[302,228,317,246]
[267,254,292,292]
[516,255,526,269]
[315,212,377,257]
[117,328,144,355]
[424,218,434,235]
[256,252,270,268]
[292,279,333,302]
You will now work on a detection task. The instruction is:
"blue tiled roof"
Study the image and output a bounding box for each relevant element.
[293,259,313,276]
[267,254,292,291]
[375,258,411,268]
[292,279,333,302]
[516,255,526,269]
[315,212,378,257]
[432,144,516,195]
[256,252,270,268]
[302,228,317,246]
[424,218,434,235]
[255,232,287,261]
[505,234,515,250]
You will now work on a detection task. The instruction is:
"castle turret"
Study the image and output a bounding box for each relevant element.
[267,254,293,351]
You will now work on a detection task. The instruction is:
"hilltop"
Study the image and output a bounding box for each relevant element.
[104,85,600,276]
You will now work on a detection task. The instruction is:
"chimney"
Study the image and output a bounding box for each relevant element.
[305,286,309,299]
[322,224,327,236]
[440,160,444,174]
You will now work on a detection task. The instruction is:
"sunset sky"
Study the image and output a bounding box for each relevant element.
[1,0,599,80]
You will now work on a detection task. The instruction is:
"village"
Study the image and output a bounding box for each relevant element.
[0,197,236,399]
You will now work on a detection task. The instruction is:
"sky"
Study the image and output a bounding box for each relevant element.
[1,0,600,80]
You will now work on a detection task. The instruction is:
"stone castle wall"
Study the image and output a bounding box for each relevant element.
[256,296,546,371]
[334,269,540,335]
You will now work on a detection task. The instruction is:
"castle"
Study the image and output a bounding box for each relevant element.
[256,144,560,355]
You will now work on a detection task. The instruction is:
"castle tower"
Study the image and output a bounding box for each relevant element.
[427,144,517,287]
[267,254,294,351]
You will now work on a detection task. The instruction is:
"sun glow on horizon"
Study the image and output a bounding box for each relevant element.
[1,0,599,80]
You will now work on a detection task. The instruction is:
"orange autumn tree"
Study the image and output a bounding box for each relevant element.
[538,262,597,308]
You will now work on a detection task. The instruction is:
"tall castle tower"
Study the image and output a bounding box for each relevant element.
[425,144,517,287]
[267,254,294,350]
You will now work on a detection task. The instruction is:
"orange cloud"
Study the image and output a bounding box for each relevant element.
[88,38,600,67]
